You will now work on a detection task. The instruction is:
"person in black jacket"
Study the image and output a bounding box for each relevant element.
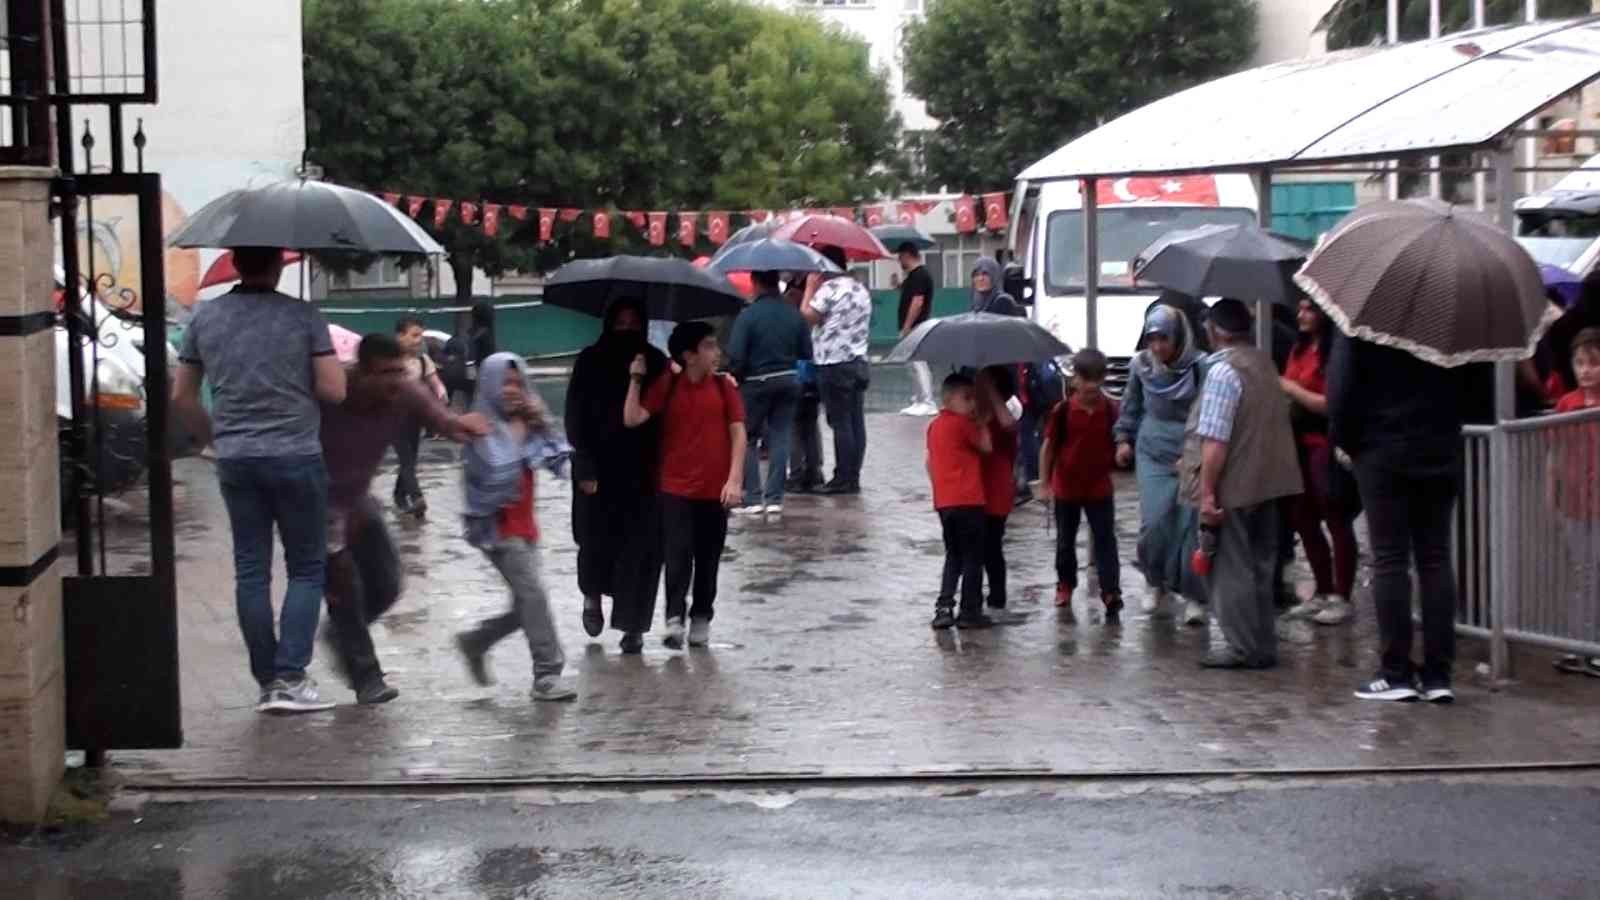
[565,297,668,655]
[1328,332,1471,704]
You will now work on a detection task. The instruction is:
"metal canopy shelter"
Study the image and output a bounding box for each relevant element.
[1012,15,1600,374]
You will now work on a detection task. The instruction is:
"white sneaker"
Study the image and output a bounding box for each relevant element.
[663,616,686,650]
[688,618,711,647]
[1313,595,1353,625]
[734,504,766,516]
[531,676,577,702]
[900,403,925,416]
[764,504,783,517]
[1183,600,1208,627]
[1285,595,1327,620]
[1140,589,1167,615]
[259,677,336,714]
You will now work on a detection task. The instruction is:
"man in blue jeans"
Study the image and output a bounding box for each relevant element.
[726,269,813,515]
[173,246,348,714]
[801,245,872,495]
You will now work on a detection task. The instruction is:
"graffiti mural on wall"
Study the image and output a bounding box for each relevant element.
[71,191,201,318]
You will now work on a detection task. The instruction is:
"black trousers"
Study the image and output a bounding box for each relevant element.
[661,494,728,623]
[392,419,423,502]
[937,506,987,617]
[573,486,663,633]
[790,391,824,485]
[325,496,402,690]
[1055,498,1121,596]
[983,514,1009,608]
[1356,461,1459,683]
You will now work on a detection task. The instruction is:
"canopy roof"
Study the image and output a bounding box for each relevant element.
[1017,16,1600,183]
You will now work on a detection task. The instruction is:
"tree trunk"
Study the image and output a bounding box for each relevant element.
[449,252,475,336]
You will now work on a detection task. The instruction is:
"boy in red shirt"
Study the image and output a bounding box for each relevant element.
[624,321,747,650]
[1552,328,1600,677]
[1040,349,1123,624]
[976,366,1021,610]
[927,372,994,630]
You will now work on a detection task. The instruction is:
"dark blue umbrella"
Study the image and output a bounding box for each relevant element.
[708,238,841,275]
[1540,264,1582,308]
[543,255,747,321]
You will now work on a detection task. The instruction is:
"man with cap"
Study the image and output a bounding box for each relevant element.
[1178,298,1302,669]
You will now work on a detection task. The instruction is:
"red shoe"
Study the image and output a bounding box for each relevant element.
[1054,584,1073,608]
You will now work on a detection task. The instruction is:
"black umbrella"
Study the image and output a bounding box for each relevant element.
[708,238,841,275]
[543,256,748,322]
[1133,223,1309,304]
[168,179,443,254]
[885,312,1071,370]
[871,223,936,252]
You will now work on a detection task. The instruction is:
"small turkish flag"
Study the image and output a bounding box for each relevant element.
[558,208,581,223]
[406,196,426,218]
[593,211,612,239]
[896,204,916,225]
[538,208,556,242]
[707,211,730,245]
[483,204,501,237]
[747,210,770,224]
[864,206,885,227]
[381,192,401,206]
[433,199,454,230]
[460,201,479,226]
[982,192,1009,231]
[954,196,978,234]
[647,212,668,246]
[678,212,699,248]
[625,211,647,229]
[507,205,529,221]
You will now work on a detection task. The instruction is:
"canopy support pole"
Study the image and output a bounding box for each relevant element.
[1429,0,1443,199]
[1473,1,1488,209]
[1083,178,1099,350]
[1255,169,1274,353]
[1493,145,1518,424]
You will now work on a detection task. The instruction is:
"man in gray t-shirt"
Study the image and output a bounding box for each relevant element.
[173,246,347,714]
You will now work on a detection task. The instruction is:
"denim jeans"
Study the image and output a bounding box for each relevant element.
[818,357,870,484]
[1017,408,1042,484]
[741,375,800,505]
[1356,461,1458,683]
[216,454,329,686]
[464,538,566,680]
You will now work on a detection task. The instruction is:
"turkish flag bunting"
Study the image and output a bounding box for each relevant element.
[746,210,770,224]
[625,211,647,229]
[406,196,426,218]
[982,192,1009,231]
[863,206,885,227]
[678,212,699,248]
[483,204,501,238]
[707,212,730,245]
[433,199,454,230]
[647,212,668,246]
[460,202,479,226]
[896,204,917,225]
[381,192,401,206]
[537,208,556,242]
[593,211,612,239]
[1092,176,1219,206]
[954,196,978,234]
[558,208,581,223]
[507,205,529,221]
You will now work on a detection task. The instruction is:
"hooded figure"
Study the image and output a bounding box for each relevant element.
[564,297,669,649]
[969,257,1023,317]
[462,352,564,548]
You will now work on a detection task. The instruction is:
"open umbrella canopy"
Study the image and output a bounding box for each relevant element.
[543,255,748,322]
[772,214,890,261]
[169,180,444,255]
[1133,223,1309,304]
[1295,200,1555,367]
[871,223,936,252]
[886,312,1071,370]
[708,238,842,275]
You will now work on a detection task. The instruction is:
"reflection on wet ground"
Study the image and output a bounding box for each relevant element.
[90,394,1600,786]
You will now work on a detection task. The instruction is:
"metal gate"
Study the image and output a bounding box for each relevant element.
[1,0,180,754]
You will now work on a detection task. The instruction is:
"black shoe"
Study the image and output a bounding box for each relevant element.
[820,479,861,496]
[356,676,400,705]
[1199,649,1251,669]
[619,632,644,655]
[985,597,1007,611]
[1420,677,1455,704]
[455,632,492,686]
[955,613,995,630]
[1103,593,1124,625]
[410,495,428,518]
[931,607,956,630]
[581,599,604,638]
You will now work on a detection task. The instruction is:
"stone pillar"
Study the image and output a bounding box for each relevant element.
[0,166,64,824]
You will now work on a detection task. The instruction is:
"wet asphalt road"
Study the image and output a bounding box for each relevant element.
[5,771,1600,898]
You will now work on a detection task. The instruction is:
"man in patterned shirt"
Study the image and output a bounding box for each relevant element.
[1178,299,1301,670]
[801,245,873,495]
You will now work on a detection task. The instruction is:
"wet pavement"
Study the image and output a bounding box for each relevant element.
[90,395,1600,787]
[7,771,1600,898]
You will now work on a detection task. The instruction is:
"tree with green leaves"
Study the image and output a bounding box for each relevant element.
[1317,0,1592,50]
[304,0,905,299]
[901,0,1257,193]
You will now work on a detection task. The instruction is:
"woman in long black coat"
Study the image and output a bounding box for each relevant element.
[566,297,668,654]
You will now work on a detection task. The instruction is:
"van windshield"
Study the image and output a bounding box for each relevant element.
[1516,210,1600,271]
[1045,206,1256,293]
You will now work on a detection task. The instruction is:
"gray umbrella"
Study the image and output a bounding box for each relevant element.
[543,255,747,321]
[1133,223,1309,304]
[707,220,776,266]
[886,312,1071,370]
[871,223,937,252]
[709,238,841,275]
[168,179,444,254]
[1294,200,1556,367]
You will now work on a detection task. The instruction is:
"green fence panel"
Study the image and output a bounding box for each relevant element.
[869,287,972,345]
[314,295,601,360]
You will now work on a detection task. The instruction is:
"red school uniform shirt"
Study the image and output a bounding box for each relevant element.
[927,410,987,510]
[983,421,1020,517]
[1283,342,1328,450]
[644,372,746,501]
[498,468,539,542]
[1553,390,1600,521]
[1044,396,1118,503]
